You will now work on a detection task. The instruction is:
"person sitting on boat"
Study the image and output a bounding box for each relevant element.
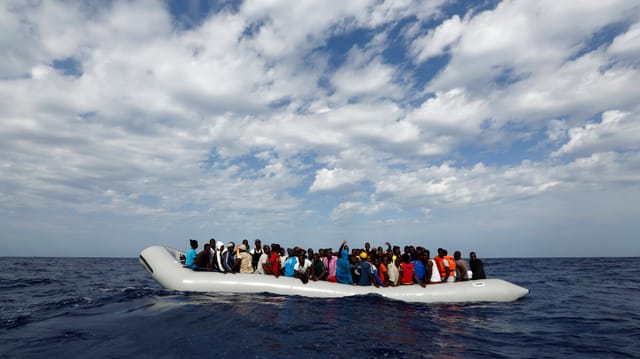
[425,250,441,284]
[412,251,427,285]
[250,239,263,271]
[264,243,281,278]
[350,254,360,284]
[399,253,426,287]
[469,251,487,280]
[254,244,270,275]
[356,252,379,288]
[194,243,212,270]
[336,241,353,285]
[454,251,471,281]
[208,238,218,271]
[215,241,225,273]
[283,248,298,277]
[221,242,237,273]
[375,256,388,286]
[434,248,456,283]
[279,247,287,274]
[324,248,338,282]
[236,244,254,274]
[370,257,385,287]
[311,253,327,281]
[184,239,198,270]
[385,254,399,286]
[294,251,312,283]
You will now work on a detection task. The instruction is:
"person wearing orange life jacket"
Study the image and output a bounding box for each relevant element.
[434,248,456,283]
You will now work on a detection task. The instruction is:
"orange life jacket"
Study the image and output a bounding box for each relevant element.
[434,255,456,279]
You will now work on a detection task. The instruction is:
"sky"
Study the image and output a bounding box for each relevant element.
[1,0,640,258]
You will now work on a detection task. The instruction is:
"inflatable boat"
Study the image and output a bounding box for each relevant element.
[139,246,529,304]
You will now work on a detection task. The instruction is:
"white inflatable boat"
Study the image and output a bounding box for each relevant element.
[139,246,529,304]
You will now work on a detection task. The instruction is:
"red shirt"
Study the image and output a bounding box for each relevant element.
[269,252,280,275]
[400,262,414,285]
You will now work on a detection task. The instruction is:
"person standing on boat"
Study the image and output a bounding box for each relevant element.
[469,251,487,280]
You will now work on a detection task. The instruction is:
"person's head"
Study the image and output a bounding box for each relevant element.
[255,239,262,247]
[425,249,431,259]
[360,251,367,261]
[263,245,270,254]
[217,241,224,251]
[298,253,306,263]
[365,242,371,251]
[189,239,198,249]
[454,251,461,260]
[238,244,247,252]
[313,253,320,261]
[402,253,411,263]
[209,238,216,246]
[437,248,444,257]
[307,248,314,257]
[242,239,249,250]
[227,242,235,251]
[470,252,477,260]
[204,243,211,251]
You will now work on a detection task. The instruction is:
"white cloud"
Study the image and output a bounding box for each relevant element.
[553,110,640,157]
[410,14,464,62]
[608,21,640,60]
[1,0,640,256]
[310,168,365,192]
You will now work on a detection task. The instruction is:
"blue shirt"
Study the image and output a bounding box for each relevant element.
[336,250,353,284]
[413,260,426,282]
[358,261,373,286]
[284,257,297,277]
[185,248,197,269]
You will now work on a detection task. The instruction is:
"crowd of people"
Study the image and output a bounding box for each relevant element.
[182,238,487,287]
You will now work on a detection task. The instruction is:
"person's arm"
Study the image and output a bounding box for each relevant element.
[413,272,426,288]
[441,260,450,282]
[369,271,380,288]
[338,240,347,256]
[222,252,233,272]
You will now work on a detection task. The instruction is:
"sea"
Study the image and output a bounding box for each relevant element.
[1,256,639,358]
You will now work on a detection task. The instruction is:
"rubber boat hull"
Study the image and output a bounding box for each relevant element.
[140,246,529,304]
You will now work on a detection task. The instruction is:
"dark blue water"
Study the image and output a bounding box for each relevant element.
[1,257,639,358]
